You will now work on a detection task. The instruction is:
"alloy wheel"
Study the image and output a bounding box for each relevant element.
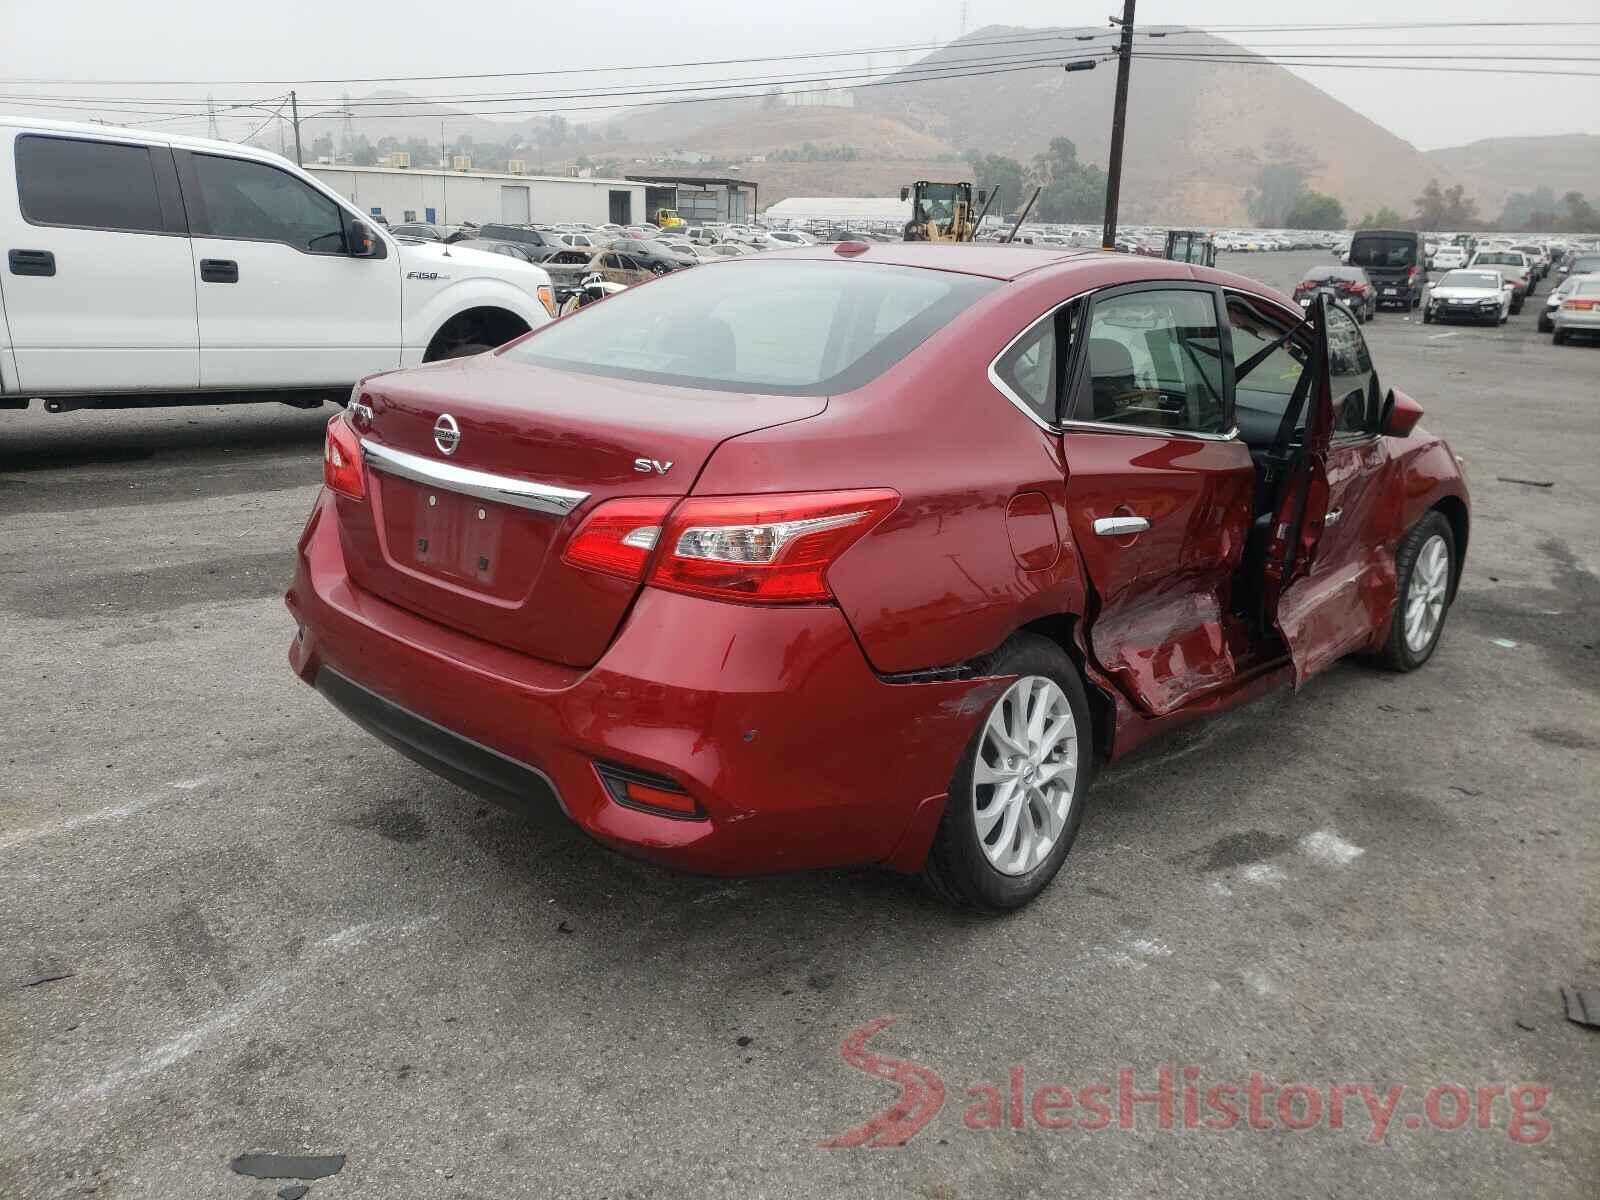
[1404,534,1450,653]
[972,676,1079,876]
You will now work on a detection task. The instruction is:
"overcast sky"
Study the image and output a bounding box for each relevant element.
[3,0,1597,150]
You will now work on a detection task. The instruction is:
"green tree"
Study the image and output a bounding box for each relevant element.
[1282,191,1346,230]
[1413,179,1478,229]
[1030,137,1107,223]
[1356,206,1408,229]
[1245,163,1307,227]
[1558,190,1600,233]
[1499,185,1557,230]
[966,152,1025,217]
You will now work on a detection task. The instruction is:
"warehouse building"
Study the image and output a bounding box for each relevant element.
[625,174,760,224]
[308,164,648,228]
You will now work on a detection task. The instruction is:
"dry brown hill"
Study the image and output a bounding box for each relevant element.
[1424,134,1600,221]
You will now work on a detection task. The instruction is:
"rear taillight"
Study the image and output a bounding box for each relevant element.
[1348,283,1368,295]
[562,496,676,580]
[652,489,899,604]
[324,414,365,500]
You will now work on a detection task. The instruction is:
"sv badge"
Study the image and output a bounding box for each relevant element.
[633,458,673,475]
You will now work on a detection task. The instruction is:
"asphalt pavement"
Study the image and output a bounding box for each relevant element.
[1,250,1596,1198]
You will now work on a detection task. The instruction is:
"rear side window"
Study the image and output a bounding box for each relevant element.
[509,260,998,395]
[993,301,1083,425]
[16,135,165,234]
[189,154,347,253]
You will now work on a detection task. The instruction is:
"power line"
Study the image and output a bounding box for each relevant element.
[1129,52,1600,77]
[9,18,1600,88]
[0,44,1114,109]
[0,28,1117,87]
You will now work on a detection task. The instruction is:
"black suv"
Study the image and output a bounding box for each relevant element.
[470,224,566,262]
[1347,229,1426,311]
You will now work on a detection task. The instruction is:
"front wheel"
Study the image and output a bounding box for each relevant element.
[922,634,1095,913]
[1377,512,1455,671]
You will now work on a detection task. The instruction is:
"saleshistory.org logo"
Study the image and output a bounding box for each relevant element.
[820,1018,1555,1148]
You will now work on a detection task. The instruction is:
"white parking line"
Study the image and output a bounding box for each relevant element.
[0,777,219,852]
[1428,332,1463,340]
[8,912,439,1134]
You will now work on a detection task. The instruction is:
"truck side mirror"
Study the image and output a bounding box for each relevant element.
[1381,389,1424,437]
[977,189,988,204]
[348,221,386,259]
[899,187,909,202]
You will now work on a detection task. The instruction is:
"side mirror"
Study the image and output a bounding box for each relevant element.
[349,221,385,259]
[977,189,988,204]
[899,187,909,202]
[1381,388,1424,438]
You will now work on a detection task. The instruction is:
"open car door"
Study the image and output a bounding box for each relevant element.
[1259,294,1336,685]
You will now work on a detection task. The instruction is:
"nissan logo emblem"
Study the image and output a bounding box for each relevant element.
[433,414,461,456]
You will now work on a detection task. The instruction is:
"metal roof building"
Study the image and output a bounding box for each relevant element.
[309,164,647,228]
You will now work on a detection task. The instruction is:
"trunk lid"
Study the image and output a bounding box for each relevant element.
[340,354,826,666]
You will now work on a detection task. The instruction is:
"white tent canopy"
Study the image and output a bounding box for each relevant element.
[763,196,911,225]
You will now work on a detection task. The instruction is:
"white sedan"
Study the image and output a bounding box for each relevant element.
[1432,246,1468,270]
[1423,269,1511,326]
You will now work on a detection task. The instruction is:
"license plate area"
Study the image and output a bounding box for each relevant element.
[375,473,552,601]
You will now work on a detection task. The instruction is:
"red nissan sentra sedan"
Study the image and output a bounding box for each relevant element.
[287,243,1469,911]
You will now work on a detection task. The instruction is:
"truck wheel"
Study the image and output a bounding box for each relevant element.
[922,634,1095,913]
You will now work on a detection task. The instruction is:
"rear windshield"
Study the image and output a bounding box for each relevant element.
[1474,252,1522,266]
[1439,272,1502,289]
[1349,236,1417,268]
[507,260,998,395]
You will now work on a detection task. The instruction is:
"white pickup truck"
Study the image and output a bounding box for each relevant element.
[0,116,556,413]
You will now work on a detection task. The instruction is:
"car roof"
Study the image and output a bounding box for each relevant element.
[771,242,1098,280]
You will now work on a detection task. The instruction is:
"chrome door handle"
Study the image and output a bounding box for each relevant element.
[1092,515,1151,537]
[1325,507,1343,527]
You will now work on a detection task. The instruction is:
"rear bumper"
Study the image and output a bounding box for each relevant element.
[286,490,1004,875]
[1553,310,1600,333]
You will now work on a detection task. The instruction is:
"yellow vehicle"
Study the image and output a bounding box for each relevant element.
[900,180,989,243]
[653,208,686,229]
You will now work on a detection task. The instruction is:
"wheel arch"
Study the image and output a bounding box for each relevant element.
[1014,612,1117,765]
[1431,494,1469,602]
[422,305,533,362]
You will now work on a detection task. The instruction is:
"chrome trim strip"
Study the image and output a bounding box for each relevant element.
[360,439,589,516]
[1058,419,1241,443]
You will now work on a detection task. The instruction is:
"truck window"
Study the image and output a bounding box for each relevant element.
[16,135,165,234]
[189,154,348,254]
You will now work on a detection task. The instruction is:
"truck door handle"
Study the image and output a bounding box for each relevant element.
[8,249,55,276]
[1093,515,1151,537]
[1324,507,1343,527]
[200,258,239,283]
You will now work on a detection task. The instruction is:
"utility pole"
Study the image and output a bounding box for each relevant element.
[290,90,303,166]
[1101,0,1136,250]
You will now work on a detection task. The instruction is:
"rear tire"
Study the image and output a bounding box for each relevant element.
[1377,512,1455,672]
[1422,307,1433,324]
[922,634,1095,913]
[1553,329,1566,345]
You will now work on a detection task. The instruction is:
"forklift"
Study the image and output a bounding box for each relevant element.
[901,180,996,243]
[1164,229,1217,267]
